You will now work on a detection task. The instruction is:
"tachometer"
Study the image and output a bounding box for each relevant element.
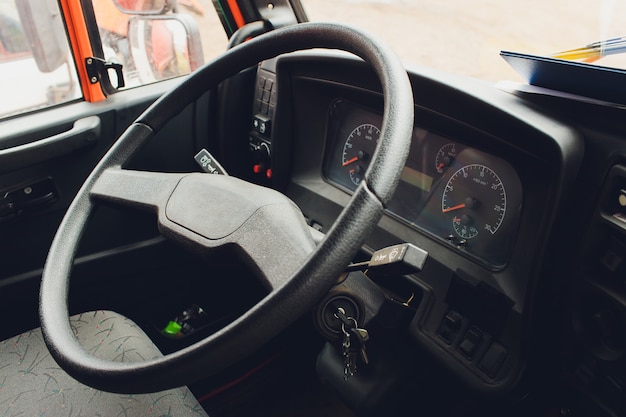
[342,123,380,186]
[435,143,458,174]
[441,164,506,239]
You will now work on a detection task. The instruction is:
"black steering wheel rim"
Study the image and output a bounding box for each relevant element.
[40,22,414,393]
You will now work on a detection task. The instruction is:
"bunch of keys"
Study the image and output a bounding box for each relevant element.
[335,307,370,380]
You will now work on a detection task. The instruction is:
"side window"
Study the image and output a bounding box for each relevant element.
[90,0,228,89]
[0,0,81,120]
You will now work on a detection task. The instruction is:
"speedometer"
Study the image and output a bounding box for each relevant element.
[441,164,506,240]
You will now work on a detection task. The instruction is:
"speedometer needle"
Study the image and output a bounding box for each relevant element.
[442,203,466,213]
[342,157,359,167]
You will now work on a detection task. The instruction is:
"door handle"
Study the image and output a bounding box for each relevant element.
[0,116,101,174]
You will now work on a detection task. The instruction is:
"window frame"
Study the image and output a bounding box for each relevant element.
[58,0,106,102]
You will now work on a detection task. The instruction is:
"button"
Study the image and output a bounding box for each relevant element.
[253,114,271,136]
[619,189,626,207]
[438,310,462,344]
[598,237,626,286]
[458,326,483,359]
[259,119,271,135]
[262,89,271,102]
[479,341,507,377]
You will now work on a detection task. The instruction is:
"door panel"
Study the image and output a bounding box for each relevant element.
[0,78,214,339]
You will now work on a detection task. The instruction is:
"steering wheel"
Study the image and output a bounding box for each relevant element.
[40,22,414,393]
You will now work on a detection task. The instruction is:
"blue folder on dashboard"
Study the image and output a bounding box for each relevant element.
[500,50,626,105]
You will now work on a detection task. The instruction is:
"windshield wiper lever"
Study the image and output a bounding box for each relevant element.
[345,243,427,276]
[194,148,228,175]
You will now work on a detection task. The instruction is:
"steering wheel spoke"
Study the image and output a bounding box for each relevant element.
[90,167,185,210]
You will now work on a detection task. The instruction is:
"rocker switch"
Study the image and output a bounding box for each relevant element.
[459,326,483,359]
[438,310,462,344]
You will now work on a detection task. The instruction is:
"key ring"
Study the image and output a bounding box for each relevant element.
[341,317,358,335]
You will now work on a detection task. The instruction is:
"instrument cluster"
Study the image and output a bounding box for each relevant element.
[323,99,523,269]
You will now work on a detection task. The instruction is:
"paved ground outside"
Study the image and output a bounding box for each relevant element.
[181,1,626,84]
[304,0,626,83]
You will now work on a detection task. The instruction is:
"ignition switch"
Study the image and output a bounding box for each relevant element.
[319,295,361,339]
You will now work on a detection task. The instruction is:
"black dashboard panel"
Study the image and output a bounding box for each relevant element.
[268,52,584,396]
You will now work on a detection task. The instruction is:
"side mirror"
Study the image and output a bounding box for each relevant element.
[15,0,68,73]
[127,14,204,83]
[113,0,170,15]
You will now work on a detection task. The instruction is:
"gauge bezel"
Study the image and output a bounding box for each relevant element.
[323,99,523,270]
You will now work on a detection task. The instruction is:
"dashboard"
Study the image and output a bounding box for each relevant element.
[322,99,523,269]
[247,52,606,412]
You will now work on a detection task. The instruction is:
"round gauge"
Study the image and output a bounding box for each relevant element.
[441,164,506,240]
[435,143,458,173]
[342,123,380,186]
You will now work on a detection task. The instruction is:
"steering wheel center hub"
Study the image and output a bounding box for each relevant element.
[166,174,299,240]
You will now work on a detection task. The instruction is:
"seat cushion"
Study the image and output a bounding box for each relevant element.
[0,310,209,416]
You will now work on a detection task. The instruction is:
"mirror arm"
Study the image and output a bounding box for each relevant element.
[85,57,125,96]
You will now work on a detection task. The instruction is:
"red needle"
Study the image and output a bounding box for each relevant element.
[442,203,466,213]
[342,156,359,167]
[437,163,445,170]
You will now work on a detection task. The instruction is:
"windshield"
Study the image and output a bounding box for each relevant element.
[304,0,626,83]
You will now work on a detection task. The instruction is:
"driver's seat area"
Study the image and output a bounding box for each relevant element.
[0,310,209,416]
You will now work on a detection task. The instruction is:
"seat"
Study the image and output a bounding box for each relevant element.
[0,310,209,416]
